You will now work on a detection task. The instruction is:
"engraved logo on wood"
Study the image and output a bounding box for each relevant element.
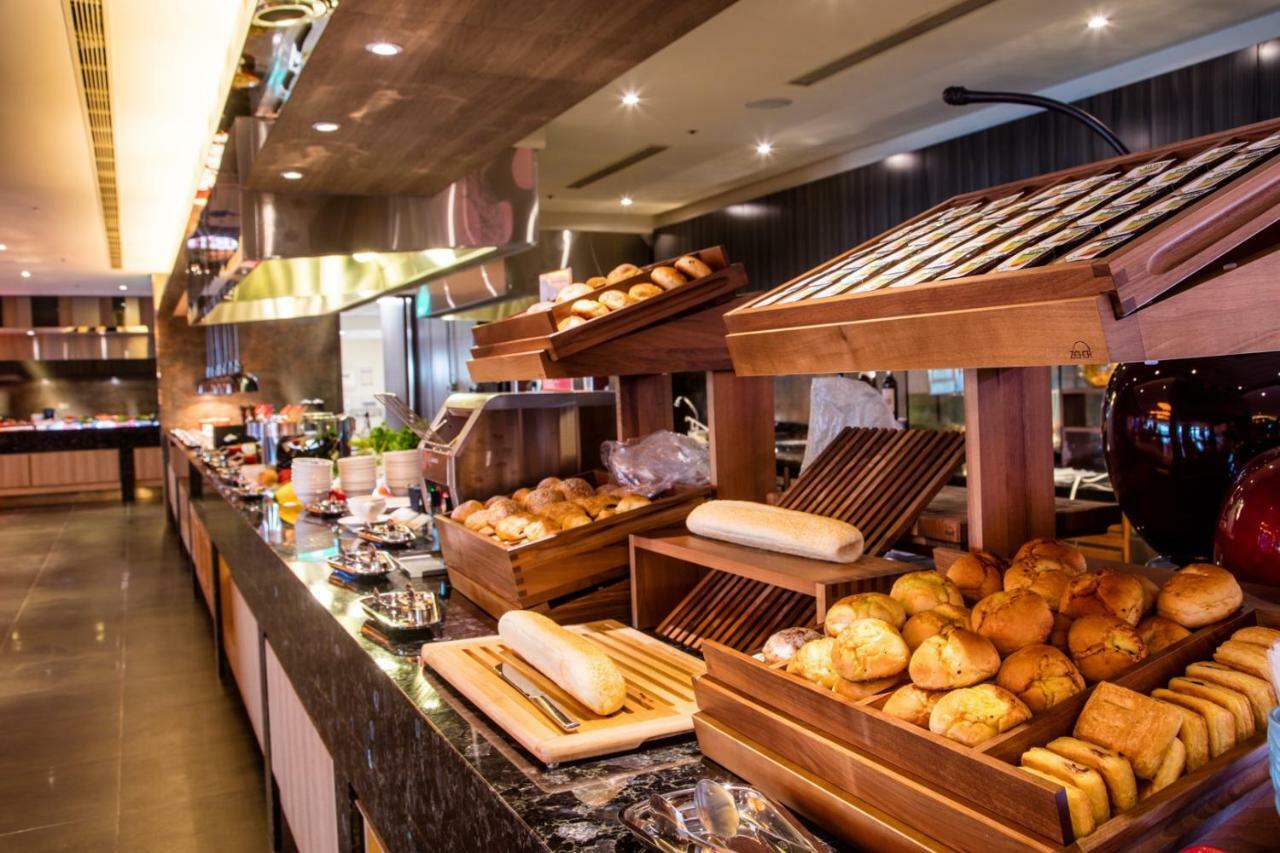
[1069,340,1094,360]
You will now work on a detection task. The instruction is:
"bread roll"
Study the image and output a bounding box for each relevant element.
[1020,747,1110,824]
[495,512,536,543]
[497,611,626,715]
[1140,738,1185,800]
[908,626,1000,689]
[570,298,608,319]
[831,618,910,681]
[1014,538,1089,573]
[486,498,521,522]
[650,265,688,290]
[674,255,713,279]
[1059,570,1146,625]
[825,592,907,636]
[586,276,608,289]
[787,637,840,690]
[996,644,1085,713]
[1006,539,1087,610]
[882,683,947,727]
[1153,698,1209,772]
[762,627,822,667]
[537,477,563,489]
[1074,683,1182,778]
[542,502,588,522]
[511,487,532,506]
[628,282,663,300]
[1185,661,1276,727]
[686,500,864,563]
[1136,615,1191,653]
[526,300,554,314]
[1068,614,1148,682]
[1046,736,1138,814]
[834,674,902,700]
[555,282,595,303]
[450,499,484,522]
[890,571,964,615]
[1050,612,1073,653]
[1157,563,1242,627]
[559,477,594,499]
[1151,688,1235,757]
[559,512,592,530]
[902,603,969,650]
[524,487,565,514]
[484,494,511,508]
[463,509,493,532]
[557,315,587,332]
[945,550,1005,604]
[1137,574,1160,614]
[1214,639,1270,680]
[523,517,558,541]
[1232,625,1280,648]
[606,263,642,284]
[971,589,1054,654]
[572,494,618,518]
[598,290,635,311]
[615,493,651,512]
[929,684,1032,747]
[1168,677,1255,738]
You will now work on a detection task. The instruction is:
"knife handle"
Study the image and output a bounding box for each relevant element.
[533,694,580,731]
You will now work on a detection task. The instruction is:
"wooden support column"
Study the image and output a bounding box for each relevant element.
[963,367,1054,556]
[612,373,674,439]
[706,370,775,501]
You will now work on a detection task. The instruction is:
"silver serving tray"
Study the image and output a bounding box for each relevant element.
[307,498,349,518]
[360,588,442,631]
[621,785,830,853]
[327,548,396,577]
[357,522,417,546]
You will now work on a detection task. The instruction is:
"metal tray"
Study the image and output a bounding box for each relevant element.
[360,588,442,632]
[620,785,830,853]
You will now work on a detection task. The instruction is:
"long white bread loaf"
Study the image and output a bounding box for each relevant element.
[686,500,865,563]
[497,611,626,715]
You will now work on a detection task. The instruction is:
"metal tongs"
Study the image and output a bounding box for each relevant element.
[375,393,448,445]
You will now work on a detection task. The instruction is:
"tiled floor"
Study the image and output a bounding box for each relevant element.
[0,501,267,852]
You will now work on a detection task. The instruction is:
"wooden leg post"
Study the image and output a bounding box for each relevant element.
[963,367,1055,556]
[613,373,674,440]
[706,370,775,502]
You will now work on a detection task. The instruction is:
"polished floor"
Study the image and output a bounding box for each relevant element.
[0,501,267,852]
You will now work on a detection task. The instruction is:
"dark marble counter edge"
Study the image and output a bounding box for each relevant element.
[0,424,160,454]
[176,438,733,853]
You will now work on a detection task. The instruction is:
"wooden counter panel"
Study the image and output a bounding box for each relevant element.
[0,453,31,489]
[28,449,119,487]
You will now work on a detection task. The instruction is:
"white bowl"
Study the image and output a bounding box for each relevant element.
[348,495,387,523]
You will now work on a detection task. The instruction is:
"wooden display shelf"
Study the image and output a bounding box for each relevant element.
[693,606,1278,851]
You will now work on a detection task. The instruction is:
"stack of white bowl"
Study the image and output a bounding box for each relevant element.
[382,449,420,496]
[291,458,333,506]
[337,454,377,497]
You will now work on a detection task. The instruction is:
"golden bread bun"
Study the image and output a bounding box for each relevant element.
[1156,563,1242,627]
[762,627,823,667]
[597,289,634,311]
[970,589,1053,654]
[1014,538,1089,573]
[787,637,840,690]
[1075,683,1182,779]
[1020,747,1110,825]
[929,684,1032,747]
[495,512,536,542]
[483,494,510,508]
[996,644,1085,713]
[824,592,907,636]
[523,517,559,541]
[511,487,532,505]
[1050,612,1073,653]
[1006,539,1087,610]
[570,298,608,319]
[628,282,664,300]
[616,494,651,512]
[606,263,643,284]
[890,570,964,615]
[902,603,970,650]
[559,477,595,499]
[831,618,910,681]
[1045,736,1138,814]
[650,265,688,290]
[449,499,484,522]
[572,494,617,519]
[463,509,493,532]
[674,255,714,279]
[1136,615,1191,653]
[1067,614,1148,682]
[882,683,947,727]
[558,512,592,530]
[907,626,1000,689]
[557,315,587,332]
[524,487,565,514]
[555,282,595,303]
[485,498,522,522]
[586,276,608,289]
[525,300,554,314]
[834,674,903,700]
[945,550,1005,604]
[1059,570,1146,625]
[537,477,563,489]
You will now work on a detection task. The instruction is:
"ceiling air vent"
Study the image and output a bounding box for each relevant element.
[252,0,338,28]
[566,145,669,189]
[64,0,121,268]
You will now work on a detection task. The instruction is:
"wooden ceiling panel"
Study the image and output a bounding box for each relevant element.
[245,0,737,195]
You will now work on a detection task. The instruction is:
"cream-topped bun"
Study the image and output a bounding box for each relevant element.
[890,571,964,615]
[929,684,1032,747]
[902,603,970,650]
[1067,614,1148,682]
[996,644,1085,713]
[970,589,1053,654]
[831,618,910,682]
[1156,563,1243,628]
[908,626,1000,690]
[1059,570,1146,625]
[824,592,907,636]
[945,550,1006,604]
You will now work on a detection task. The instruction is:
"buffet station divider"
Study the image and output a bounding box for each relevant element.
[678,117,1280,850]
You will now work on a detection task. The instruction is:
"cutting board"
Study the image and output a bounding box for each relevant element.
[420,620,705,764]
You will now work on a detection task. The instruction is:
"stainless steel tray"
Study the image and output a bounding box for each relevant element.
[360,588,442,632]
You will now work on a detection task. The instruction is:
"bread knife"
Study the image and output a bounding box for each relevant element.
[494,663,580,732]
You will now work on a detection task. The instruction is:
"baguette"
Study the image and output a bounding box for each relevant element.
[686,500,864,563]
[1151,689,1235,757]
[1045,736,1137,813]
[1186,661,1276,727]
[1021,747,1110,824]
[1168,677,1255,739]
[497,611,626,715]
[1021,768,1096,839]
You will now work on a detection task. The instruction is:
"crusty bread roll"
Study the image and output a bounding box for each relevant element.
[484,494,511,508]
[464,509,493,532]
[542,502,587,522]
[1050,612,1073,653]
[537,477,563,489]
[615,493,651,512]
[1231,625,1280,648]
[554,478,591,499]
[598,289,635,311]
[1068,614,1148,682]
[1045,737,1137,814]
[929,684,1032,747]
[628,282,663,300]
[650,265,688,290]
[834,674,902,700]
[1136,615,1191,653]
[890,571,964,615]
[945,550,1005,604]
[511,487,532,506]
[971,589,1054,654]
[908,626,1000,689]
[1186,661,1276,727]
[586,276,608,289]
[996,644,1085,713]
[525,300,554,314]
[831,618,910,681]
[524,487,565,514]
[497,611,626,715]
[1021,767,1096,839]
[1021,747,1110,824]
[1074,683,1182,778]
[1059,570,1146,625]
[572,494,618,518]
[1154,698,1209,772]
[1014,538,1088,573]
[1169,677,1255,738]
[882,683,946,727]
[606,263,642,284]
[555,282,594,303]
[486,498,521,522]
[559,512,592,530]
[1152,688,1235,758]
[686,500,864,563]
[787,637,840,690]
[570,298,608,319]
[762,627,822,667]
[1157,563,1242,627]
[495,512,536,543]
[901,603,969,650]
[557,315,587,332]
[674,255,714,279]
[825,592,907,636]
[450,499,484,522]
[523,517,558,541]
[1140,738,1185,800]
[1137,574,1160,614]
[1214,639,1270,680]
[1006,539,1087,610]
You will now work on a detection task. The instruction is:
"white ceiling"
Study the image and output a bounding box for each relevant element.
[0,0,252,297]
[538,0,1280,227]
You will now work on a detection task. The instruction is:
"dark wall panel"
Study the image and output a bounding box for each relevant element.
[655,39,1280,293]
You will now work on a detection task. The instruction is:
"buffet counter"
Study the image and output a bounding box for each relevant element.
[0,424,161,501]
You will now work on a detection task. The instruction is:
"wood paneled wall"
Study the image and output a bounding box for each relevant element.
[655,39,1280,295]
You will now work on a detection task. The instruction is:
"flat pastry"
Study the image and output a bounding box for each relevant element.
[1045,736,1137,813]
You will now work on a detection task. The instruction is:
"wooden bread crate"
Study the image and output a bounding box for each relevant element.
[694,605,1277,851]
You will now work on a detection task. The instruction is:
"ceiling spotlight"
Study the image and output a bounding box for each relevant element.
[755,141,774,157]
[1087,15,1110,29]
[621,91,641,107]
[365,41,402,56]
[885,152,916,170]
[20,270,31,278]
[0,243,7,251]
[620,195,634,207]
[281,170,304,180]
[25,330,35,337]
[117,284,128,291]
[311,121,340,133]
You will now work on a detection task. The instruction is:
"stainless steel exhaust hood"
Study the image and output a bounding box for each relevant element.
[188,117,538,324]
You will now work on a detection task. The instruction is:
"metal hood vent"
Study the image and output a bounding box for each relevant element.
[188,117,538,324]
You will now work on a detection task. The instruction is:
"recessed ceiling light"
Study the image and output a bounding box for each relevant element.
[885,153,916,170]
[620,195,634,207]
[745,97,792,110]
[365,41,402,56]
[25,330,35,337]
[281,170,304,180]
[117,284,128,291]
[755,141,774,157]
[1087,15,1109,29]
[311,121,340,133]
[621,91,640,107]
[20,270,31,278]
[0,243,7,251]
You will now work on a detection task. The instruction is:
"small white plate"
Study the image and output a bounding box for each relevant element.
[337,514,391,529]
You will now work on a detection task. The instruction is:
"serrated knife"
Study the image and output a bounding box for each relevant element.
[494,663,580,732]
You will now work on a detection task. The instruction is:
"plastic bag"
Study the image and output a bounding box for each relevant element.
[801,375,899,472]
[602,430,710,498]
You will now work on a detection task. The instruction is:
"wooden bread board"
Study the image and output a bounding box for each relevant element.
[420,620,705,764]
